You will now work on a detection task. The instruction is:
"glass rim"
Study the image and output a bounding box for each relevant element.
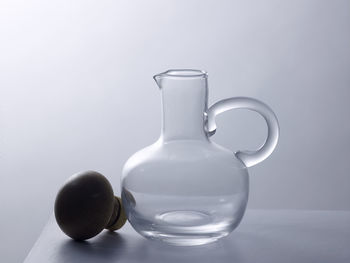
[154,69,208,79]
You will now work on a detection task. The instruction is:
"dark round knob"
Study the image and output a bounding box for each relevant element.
[54,171,127,240]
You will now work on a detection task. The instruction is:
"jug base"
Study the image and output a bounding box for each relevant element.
[142,231,229,246]
[143,231,226,246]
[133,210,235,246]
[156,210,212,226]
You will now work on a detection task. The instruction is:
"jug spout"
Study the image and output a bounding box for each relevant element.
[153,74,161,88]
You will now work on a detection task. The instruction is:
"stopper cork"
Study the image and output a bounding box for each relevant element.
[106,196,127,231]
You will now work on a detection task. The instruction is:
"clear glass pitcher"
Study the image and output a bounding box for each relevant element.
[121,69,279,246]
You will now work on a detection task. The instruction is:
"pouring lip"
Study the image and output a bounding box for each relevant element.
[153,69,208,80]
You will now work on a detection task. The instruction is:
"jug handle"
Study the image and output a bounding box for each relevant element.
[206,97,279,167]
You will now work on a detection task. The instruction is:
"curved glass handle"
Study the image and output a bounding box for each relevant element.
[207,97,279,167]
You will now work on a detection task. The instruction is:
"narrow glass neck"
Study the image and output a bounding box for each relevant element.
[155,70,209,141]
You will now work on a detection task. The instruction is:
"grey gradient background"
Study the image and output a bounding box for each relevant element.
[0,0,349,262]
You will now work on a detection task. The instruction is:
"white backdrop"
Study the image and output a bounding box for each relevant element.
[1,0,349,262]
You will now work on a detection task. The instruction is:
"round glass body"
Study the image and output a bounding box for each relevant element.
[122,140,249,246]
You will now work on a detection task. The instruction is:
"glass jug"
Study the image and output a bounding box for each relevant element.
[121,69,279,246]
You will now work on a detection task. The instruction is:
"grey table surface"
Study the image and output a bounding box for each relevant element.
[24,210,350,263]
